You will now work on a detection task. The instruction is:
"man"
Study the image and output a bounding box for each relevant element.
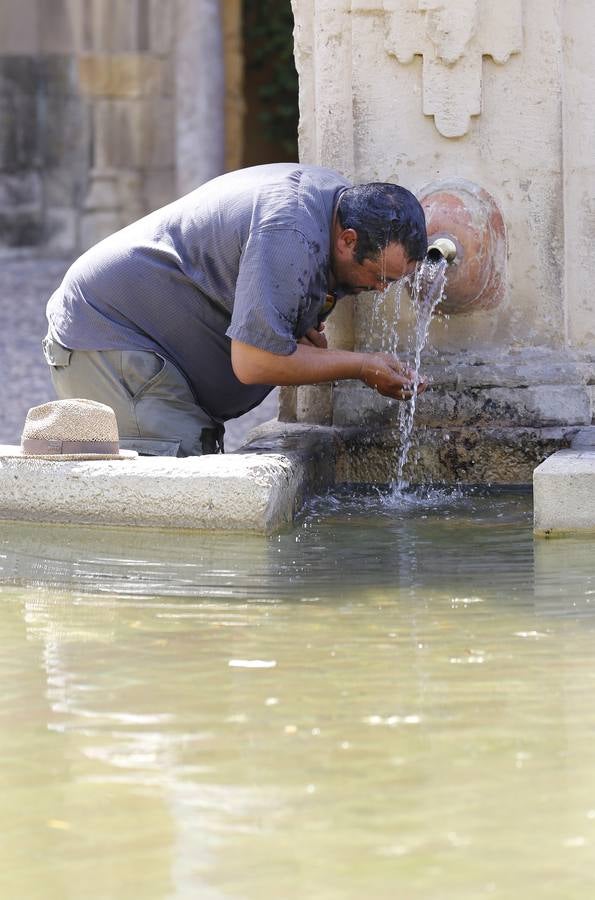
[44,163,428,457]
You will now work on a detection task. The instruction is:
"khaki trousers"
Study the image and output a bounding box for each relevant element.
[42,335,223,457]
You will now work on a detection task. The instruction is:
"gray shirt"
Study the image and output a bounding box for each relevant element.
[46,163,350,421]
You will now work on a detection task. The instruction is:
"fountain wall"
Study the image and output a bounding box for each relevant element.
[0,0,242,254]
[285,0,595,483]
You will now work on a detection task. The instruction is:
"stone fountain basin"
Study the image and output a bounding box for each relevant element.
[1,423,593,536]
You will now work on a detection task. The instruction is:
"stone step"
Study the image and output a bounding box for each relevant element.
[533,448,595,536]
[0,426,337,534]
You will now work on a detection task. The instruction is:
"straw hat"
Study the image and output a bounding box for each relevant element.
[4,399,137,460]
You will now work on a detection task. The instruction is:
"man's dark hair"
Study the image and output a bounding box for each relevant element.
[337,183,428,263]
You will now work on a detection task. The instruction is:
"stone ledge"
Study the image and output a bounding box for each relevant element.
[533,449,595,536]
[334,425,578,485]
[0,426,337,534]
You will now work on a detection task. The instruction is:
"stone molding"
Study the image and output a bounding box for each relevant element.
[350,0,523,137]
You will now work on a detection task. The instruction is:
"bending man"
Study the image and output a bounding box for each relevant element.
[44,163,428,456]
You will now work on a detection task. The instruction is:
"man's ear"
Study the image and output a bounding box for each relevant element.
[336,227,358,257]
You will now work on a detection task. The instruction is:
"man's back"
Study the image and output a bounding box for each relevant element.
[46,163,349,420]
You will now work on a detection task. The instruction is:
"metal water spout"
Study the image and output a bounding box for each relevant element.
[427,237,458,264]
[418,178,507,315]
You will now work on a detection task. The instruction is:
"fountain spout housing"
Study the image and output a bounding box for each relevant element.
[418,178,507,314]
[427,237,457,264]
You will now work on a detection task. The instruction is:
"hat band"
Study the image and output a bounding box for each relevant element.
[22,438,120,456]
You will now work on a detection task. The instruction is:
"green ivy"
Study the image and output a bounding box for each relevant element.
[243,0,299,156]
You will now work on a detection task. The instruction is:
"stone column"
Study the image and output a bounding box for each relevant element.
[222,0,244,173]
[287,0,356,423]
[562,0,595,416]
[78,0,176,248]
[175,0,225,195]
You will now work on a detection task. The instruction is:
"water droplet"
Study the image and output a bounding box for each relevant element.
[563,836,587,848]
[228,659,277,669]
[47,819,71,831]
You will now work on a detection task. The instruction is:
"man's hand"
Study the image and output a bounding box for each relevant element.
[298,325,327,349]
[359,352,427,401]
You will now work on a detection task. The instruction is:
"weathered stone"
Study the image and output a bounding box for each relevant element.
[43,207,78,253]
[296,385,333,425]
[0,1,39,55]
[43,167,81,209]
[41,96,90,169]
[38,56,79,97]
[421,353,587,391]
[0,187,43,245]
[0,212,43,247]
[456,386,591,427]
[85,0,149,54]
[335,425,578,486]
[332,381,402,428]
[326,297,355,351]
[148,0,174,55]
[0,426,338,533]
[142,98,176,167]
[39,0,78,54]
[80,169,121,248]
[0,171,43,246]
[333,380,591,430]
[571,427,595,449]
[175,0,225,193]
[78,54,166,98]
[117,170,146,224]
[0,96,39,170]
[0,170,42,207]
[222,0,244,171]
[92,97,174,171]
[534,449,595,535]
[92,99,147,169]
[0,55,37,97]
[278,387,298,423]
[144,169,176,213]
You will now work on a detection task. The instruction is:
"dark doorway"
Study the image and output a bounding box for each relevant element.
[242,0,299,166]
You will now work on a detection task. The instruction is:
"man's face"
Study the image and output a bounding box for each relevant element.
[331,228,417,295]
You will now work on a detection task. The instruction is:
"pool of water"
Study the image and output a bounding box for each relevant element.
[1,488,594,899]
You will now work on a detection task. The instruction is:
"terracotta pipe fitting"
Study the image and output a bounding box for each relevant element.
[418,178,507,315]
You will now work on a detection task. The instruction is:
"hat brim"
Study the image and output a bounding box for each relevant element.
[1,446,138,461]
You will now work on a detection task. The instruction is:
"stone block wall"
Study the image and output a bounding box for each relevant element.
[0,35,88,249]
[0,0,243,254]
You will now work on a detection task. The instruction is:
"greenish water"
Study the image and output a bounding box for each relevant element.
[1,488,595,899]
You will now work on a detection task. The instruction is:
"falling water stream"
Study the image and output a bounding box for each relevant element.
[394,256,448,490]
[371,256,449,494]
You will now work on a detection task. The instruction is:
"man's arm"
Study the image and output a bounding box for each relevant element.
[231,339,423,401]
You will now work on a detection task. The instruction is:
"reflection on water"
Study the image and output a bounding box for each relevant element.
[1,488,595,899]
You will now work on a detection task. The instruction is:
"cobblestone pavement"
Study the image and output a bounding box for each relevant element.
[0,253,278,452]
